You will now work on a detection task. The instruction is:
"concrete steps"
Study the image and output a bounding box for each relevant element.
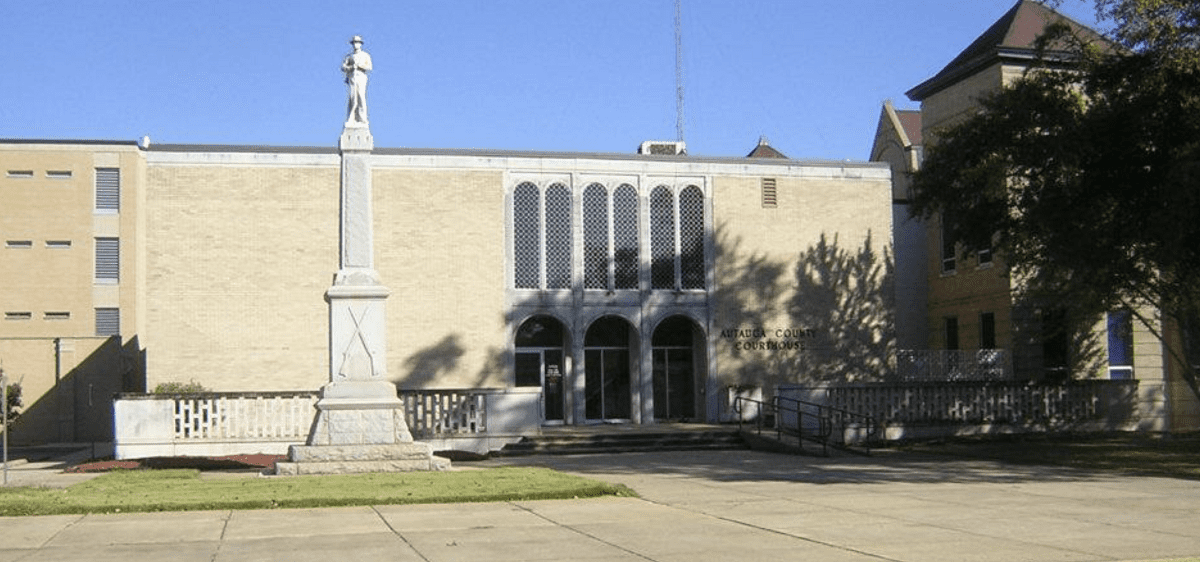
[494,427,747,457]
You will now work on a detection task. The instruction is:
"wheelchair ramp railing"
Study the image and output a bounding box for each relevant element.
[734,395,878,456]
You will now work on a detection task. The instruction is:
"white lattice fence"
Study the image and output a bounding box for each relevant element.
[171,392,318,440]
[402,390,487,438]
[781,381,1137,427]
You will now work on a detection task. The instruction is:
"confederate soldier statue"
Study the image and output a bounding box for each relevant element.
[342,36,372,127]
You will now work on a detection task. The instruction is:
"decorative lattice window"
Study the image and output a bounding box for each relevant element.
[583,183,608,289]
[613,185,639,289]
[650,186,675,289]
[544,184,572,289]
[679,186,705,289]
[513,182,540,289]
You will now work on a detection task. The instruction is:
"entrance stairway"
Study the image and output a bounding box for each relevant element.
[494,423,747,457]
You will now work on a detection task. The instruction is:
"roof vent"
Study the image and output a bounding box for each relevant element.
[638,140,686,156]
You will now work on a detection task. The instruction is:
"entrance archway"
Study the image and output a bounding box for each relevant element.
[652,315,702,421]
[584,316,634,421]
[515,315,567,423]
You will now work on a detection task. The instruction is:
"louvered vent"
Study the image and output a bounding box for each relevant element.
[761,178,778,208]
[95,168,120,211]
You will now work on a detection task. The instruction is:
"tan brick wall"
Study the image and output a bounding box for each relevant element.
[142,163,510,392]
[711,172,893,386]
[143,164,339,391]
[374,168,508,389]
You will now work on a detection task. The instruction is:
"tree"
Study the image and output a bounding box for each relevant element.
[910,0,1200,400]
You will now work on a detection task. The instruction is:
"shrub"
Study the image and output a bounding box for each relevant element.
[152,380,209,394]
[2,382,20,430]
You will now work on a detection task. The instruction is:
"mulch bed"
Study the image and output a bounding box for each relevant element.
[65,454,286,473]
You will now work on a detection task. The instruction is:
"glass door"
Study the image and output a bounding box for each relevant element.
[515,349,565,423]
[543,349,564,421]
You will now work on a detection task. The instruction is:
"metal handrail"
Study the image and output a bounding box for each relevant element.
[733,395,878,456]
[773,395,878,455]
[734,395,833,456]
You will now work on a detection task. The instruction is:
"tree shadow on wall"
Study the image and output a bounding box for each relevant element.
[714,227,895,390]
[789,232,895,383]
[394,334,467,389]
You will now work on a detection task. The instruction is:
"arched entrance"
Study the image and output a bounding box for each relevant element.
[652,315,702,421]
[584,316,634,421]
[515,315,567,423]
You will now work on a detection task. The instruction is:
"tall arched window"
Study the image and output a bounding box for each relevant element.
[613,184,639,289]
[513,182,540,289]
[544,184,572,289]
[650,186,675,289]
[679,185,705,290]
[583,183,608,289]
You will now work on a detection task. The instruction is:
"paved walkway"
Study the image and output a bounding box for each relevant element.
[2,449,1199,562]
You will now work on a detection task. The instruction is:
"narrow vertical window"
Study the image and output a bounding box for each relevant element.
[679,186,705,290]
[980,312,996,349]
[95,237,119,282]
[544,184,572,289]
[945,317,959,350]
[95,307,120,337]
[941,216,956,273]
[1107,309,1134,379]
[613,184,639,289]
[95,168,120,212]
[761,178,777,208]
[583,183,608,289]
[650,186,675,289]
[513,183,540,289]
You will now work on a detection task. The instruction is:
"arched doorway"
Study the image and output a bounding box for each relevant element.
[652,315,702,421]
[515,315,567,423]
[584,316,634,421]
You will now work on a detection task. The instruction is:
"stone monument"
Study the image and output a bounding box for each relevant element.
[276,36,448,475]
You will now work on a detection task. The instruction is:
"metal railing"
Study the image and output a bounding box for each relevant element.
[895,349,1012,381]
[734,395,878,456]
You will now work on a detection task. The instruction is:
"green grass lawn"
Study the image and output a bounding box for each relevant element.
[900,432,1200,480]
[0,467,636,516]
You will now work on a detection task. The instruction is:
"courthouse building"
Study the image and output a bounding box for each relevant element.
[871,0,1199,431]
[0,137,892,442]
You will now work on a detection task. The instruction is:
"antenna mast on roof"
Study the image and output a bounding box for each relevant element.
[675,0,685,143]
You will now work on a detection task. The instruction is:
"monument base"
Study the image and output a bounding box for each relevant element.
[276,443,450,475]
[276,382,450,475]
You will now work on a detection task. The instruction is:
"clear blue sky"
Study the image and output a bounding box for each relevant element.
[2,1,1101,161]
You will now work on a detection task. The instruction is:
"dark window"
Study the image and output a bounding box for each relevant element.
[945,317,959,350]
[980,312,996,349]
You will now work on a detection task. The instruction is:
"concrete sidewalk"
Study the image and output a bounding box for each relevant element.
[2,449,1198,562]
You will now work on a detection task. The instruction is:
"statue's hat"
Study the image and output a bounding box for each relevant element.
[350,35,364,45]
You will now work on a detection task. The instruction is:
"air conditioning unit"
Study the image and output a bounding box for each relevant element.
[638,140,687,156]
